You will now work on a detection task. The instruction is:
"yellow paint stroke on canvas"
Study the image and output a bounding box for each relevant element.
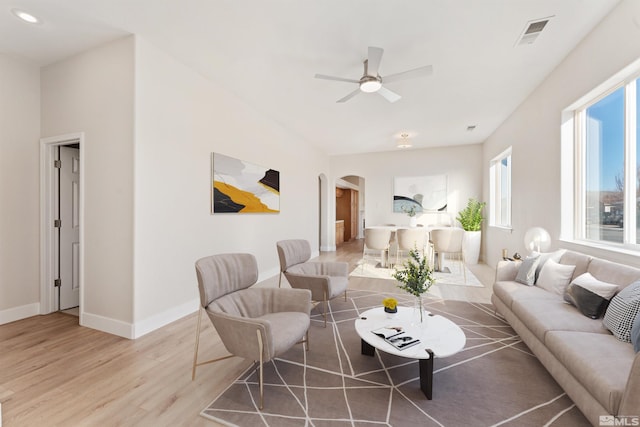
[214,182,278,213]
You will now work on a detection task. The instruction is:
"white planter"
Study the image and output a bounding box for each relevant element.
[463,230,481,264]
[409,216,417,227]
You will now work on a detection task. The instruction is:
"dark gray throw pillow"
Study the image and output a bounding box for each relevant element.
[515,254,540,286]
[565,284,610,319]
[632,313,640,353]
[564,272,618,319]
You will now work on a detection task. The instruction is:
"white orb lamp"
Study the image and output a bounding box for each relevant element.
[524,227,551,253]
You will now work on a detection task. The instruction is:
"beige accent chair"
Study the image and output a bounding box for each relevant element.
[276,239,348,327]
[430,227,466,283]
[362,228,393,270]
[192,253,311,409]
[395,227,428,266]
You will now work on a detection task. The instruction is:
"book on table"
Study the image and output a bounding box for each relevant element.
[371,326,420,350]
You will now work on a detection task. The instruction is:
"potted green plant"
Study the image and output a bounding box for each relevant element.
[456,198,486,264]
[392,248,435,323]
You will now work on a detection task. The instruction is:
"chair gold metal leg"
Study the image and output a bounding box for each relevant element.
[296,329,310,351]
[192,308,203,380]
[344,289,347,302]
[257,329,264,410]
[323,290,328,328]
[278,272,282,288]
[192,308,235,380]
[462,253,467,284]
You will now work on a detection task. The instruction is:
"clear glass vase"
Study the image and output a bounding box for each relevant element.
[413,295,424,324]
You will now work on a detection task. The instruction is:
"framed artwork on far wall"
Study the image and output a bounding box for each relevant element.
[393,175,447,213]
[211,153,280,214]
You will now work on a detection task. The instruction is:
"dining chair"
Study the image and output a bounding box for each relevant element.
[395,227,428,266]
[192,253,311,409]
[362,228,393,270]
[276,239,348,327]
[383,224,397,247]
[430,227,466,283]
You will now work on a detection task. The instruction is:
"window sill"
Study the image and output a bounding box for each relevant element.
[489,225,513,233]
[558,238,640,260]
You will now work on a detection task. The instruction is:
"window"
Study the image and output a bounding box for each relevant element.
[572,76,639,248]
[489,147,512,228]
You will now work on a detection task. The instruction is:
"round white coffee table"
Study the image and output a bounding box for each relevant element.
[354,306,466,399]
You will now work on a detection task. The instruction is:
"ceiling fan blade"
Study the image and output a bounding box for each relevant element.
[377,86,401,103]
[383,65,433,84]
[315,74,360,84]
[336,89,361,103]
[367,46,384,77]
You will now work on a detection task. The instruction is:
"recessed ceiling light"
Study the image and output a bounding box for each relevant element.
[11,9,41,25]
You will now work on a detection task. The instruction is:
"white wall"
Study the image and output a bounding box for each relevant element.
[330,144,483,249]
[18,34,330,338]
[483,0,640,268]
[132,38,330,336]
[41,37,136,333]
[0,54,41,323]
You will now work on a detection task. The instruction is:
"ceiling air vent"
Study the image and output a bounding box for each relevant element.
[516,17,552,46]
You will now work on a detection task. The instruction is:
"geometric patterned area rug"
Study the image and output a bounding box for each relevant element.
[350,261,484,288]
[201,290,588,426]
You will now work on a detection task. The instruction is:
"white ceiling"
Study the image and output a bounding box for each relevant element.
[0,0,621,155]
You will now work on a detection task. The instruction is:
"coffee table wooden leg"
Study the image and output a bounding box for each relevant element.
[361,339,375,356]
[419,349,434,399]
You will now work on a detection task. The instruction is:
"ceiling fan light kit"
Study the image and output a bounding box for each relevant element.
[359,76,382,93]
[397,133,412,148]
[315,46,433,103]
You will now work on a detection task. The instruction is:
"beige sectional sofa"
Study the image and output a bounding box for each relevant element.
[492,250,640,426]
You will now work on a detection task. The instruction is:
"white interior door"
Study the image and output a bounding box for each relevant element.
[60,146,80,310]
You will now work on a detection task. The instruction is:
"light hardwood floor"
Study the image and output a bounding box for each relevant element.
[0,239,496,427]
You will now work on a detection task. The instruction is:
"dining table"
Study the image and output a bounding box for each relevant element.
[365,224,452,270]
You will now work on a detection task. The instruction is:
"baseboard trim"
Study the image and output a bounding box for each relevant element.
[259,266,280,283]
[0,303,40,325]
[132,298,199,339]
[81,312,134,339]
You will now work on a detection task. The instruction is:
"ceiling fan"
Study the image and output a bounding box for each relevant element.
[314,46,433,103]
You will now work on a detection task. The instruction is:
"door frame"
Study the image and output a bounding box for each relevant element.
[40,132,85,315]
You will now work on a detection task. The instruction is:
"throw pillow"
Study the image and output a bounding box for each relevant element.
[515,254,540,286]
[603,281,640,343]
[536,259,576,295]
[564,272,618,319]
[532,249,566,283]
[632,312,640,353]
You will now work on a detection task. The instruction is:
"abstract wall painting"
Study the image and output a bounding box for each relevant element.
[212,153,280,214]
[393,175,447,213]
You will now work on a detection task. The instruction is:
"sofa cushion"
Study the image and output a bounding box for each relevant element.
[559,251,592,281]
[515,254,540,286]
[533,249,566,283]
[493,280,558,310]
[536,259,575,296]
[588,258,640,291]
[511,297,610,343]
[546,331,635,415]
[564,272,619,319]
[603,281,640,342]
